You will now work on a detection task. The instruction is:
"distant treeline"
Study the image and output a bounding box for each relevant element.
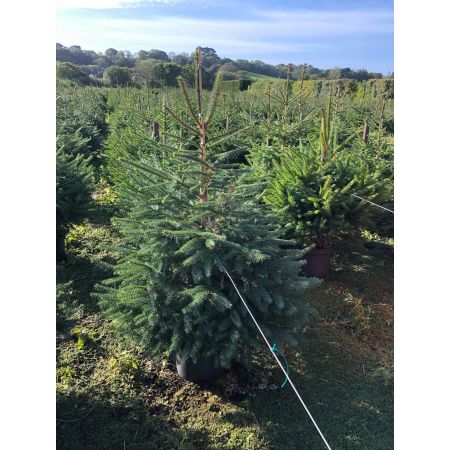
[56,43,391,89]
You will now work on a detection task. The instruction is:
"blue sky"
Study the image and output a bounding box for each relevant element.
[56,0,393,73]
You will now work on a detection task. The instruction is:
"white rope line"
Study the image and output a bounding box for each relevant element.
[350,193,394,214]
[216,256,333,450]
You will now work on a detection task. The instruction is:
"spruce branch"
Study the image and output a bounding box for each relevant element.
[195,47,203,117]
[264,91,285,105]
[162,95,167,144]
[122,159,191,190]
[206,126,250,147]
[205,73,223,126]
[178,152,215,170]
[164,103,198,134]
[177,76,200,126]
[330,129,360,158]
[162,132,200,149]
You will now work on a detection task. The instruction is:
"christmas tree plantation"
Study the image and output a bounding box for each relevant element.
[98,49,318,369]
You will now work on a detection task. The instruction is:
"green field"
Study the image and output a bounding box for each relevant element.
[247,72,284,82]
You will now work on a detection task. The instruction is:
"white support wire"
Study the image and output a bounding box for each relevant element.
[350,193,394,214]
[216,256,333,450]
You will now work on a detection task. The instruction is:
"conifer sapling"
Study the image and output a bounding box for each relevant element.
[99,48,318,369]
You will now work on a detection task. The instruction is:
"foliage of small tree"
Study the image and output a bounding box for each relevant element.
[327,67,342,80]
[56,85,108,167]
[147,49,170,62]
[180,64,213,89]
[56,62,90,85]
[56,44,96,65]
[56,148,93,260]
[98,49,317,368]
[79,64,103,77]
[103,66,132,87]
[265,150,373,247]
[134,60,183,87]
[133,59,158,85]
[197,47,218,59]
[263,106,387,248]
[152,62,181,87]
[172,53,190,65]
[105,48,119,58]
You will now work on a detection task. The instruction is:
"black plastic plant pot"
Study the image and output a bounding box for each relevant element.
[176,353,225,383]
[304,246,332,279]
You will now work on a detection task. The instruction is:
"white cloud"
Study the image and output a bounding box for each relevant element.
[56,0,140,9]
[56,0,208,9]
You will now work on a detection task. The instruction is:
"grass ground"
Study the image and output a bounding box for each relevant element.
[56,202,393,450]
[247,72,284,82]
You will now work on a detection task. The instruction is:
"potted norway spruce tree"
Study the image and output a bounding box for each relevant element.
[264,108,385,278]
[98,48,317,382]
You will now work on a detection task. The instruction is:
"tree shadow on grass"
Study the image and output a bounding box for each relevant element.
[213,342,393,450]
[58,391,173,450]
[57,380,214,450]
[57,255,112,347]
[329,238,393,305]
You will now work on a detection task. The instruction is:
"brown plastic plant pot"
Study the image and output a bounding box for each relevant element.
[176,353,225,383]
[303,247,332,279]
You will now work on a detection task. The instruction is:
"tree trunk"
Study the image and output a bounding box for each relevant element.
[151,121,160,140]
[362,121,370,144]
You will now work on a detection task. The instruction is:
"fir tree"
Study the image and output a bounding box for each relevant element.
[56,146,93,261]
[56,85,108,169]
[98,48,318,368]
[263,105,387,248]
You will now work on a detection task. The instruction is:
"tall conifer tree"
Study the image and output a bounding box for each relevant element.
[99,48,317,368]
